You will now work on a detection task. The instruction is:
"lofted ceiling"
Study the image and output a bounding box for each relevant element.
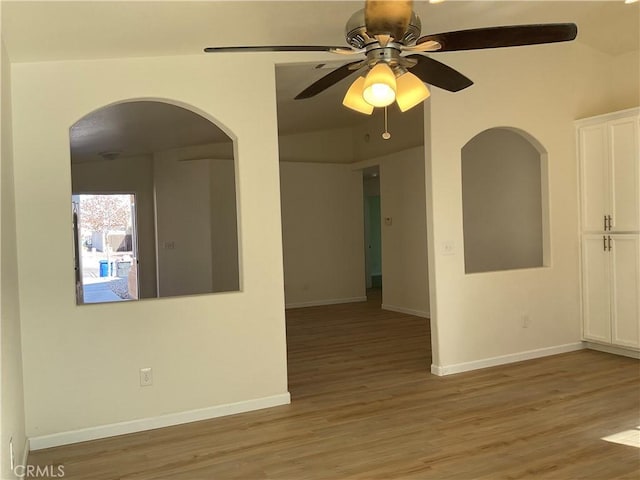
[3,1,638,63]
[3,0,638,150]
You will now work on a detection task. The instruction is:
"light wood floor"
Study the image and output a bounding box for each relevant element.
[29,291,640,479]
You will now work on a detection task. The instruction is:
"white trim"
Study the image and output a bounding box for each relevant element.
[29,393,290,451]
[574,107,639,127]
[381,304,430,318]
[16,438,30,479]
[285,296,366,309]
[584,341,640,359]
[430,343,585,376]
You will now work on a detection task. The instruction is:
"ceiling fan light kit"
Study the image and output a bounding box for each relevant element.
[362,63,397,107]
[342,76,374,115]
[205,0,578,117]
[395,71,430,112]
[342,67,430,114]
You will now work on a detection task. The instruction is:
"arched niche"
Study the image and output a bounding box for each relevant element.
[69,99,240,304]
[461,127,550,274]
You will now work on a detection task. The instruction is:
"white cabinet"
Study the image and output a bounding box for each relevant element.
[577,108,640,355]
[581,235,612,343]
[577,109,639,233]
[610,235,640,348]
[582,234,640,349]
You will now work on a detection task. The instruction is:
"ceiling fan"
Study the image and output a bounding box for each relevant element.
[204,1,577,115]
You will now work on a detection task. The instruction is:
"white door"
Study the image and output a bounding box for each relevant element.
[609,118,640,232]
[610,235,640,348]
[579,124,609,232]
[582,234,612,343]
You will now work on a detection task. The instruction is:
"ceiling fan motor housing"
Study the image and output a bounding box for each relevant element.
[345,8,422,49]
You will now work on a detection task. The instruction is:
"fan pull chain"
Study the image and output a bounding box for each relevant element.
[382,107,391,140]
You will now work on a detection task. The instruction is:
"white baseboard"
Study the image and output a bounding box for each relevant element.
[286,296,366,309]
[382,304,430,318]
[29,392,291,451]
[584,342,640,359]
[431,342,585,376]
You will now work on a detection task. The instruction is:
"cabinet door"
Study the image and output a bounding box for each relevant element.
[609,118,640,232]
[610,235,640,348]
[579,124,609,232]
[582,235,612,343]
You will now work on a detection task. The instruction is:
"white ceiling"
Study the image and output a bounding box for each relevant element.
[3,0,638,145]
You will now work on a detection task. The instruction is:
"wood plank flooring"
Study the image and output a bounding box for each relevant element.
[29,291,640,479]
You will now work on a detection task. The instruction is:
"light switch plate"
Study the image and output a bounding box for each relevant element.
[442,241,455,255]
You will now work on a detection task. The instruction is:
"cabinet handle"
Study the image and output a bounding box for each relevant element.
[608,235,612,251]
[603,235,607,251]
[607,215,612,231]
[604,215,608,231]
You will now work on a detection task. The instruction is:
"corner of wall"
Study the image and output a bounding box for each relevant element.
[1,34,28,480]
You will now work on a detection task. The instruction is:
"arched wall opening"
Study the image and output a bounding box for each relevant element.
[69,99,240,304]
[461,127,550,274]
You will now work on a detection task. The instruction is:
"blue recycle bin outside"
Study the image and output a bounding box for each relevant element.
[99,260,109,277]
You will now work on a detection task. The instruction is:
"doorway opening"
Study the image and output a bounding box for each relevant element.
[363,166,382,297]
[73,193,138,304]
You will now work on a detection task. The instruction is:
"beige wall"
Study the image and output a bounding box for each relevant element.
[11,54,290,439]
[1,36,26,479]
[610,50,640,112]
[154,152,239,297]
[154,152,214,297]
[572,44,640,120]
[279,127,354,163]
[462,128,544,274]
[376,147,430,317]
[280,161,365,307]
[71,155,157,299]
[353,103,424,162]
[210,159,240,293]
[426,41,621,369]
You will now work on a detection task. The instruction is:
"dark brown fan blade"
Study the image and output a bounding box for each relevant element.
[416,23,578,52]
[204,45,349,53]
[406,54,473,92]
[295,61,363,100]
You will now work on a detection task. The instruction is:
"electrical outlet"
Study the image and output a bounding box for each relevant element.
[140,367,153,386]
[9,436,15,471]
[522,314,531,328]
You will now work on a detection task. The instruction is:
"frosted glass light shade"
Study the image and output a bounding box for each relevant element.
[363,63,397,107]
[343,77,374,115]
[395,72,430,112]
